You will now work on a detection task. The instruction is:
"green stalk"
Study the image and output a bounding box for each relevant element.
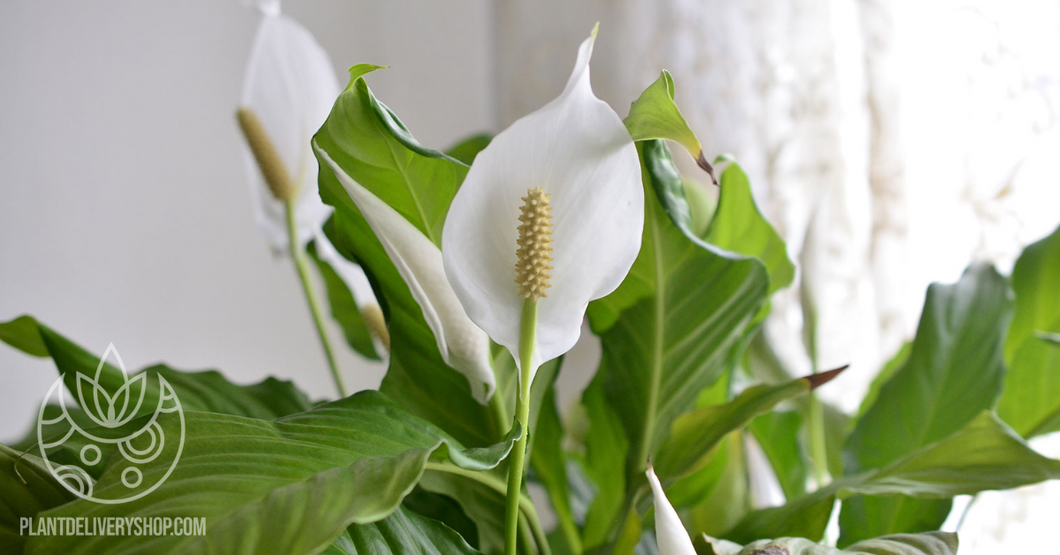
[285,199,347,398]
[504,298,538,555]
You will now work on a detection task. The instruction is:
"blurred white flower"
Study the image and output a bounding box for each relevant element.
[240,4,336,251]
[239,3,379,313]
[647,465,697,555]
[441,27,643,379]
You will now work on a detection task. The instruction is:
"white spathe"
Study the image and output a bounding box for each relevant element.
[647,465,697,555]
[441,28,643,379]
[240,5,379,313]
[315,146,496,403]
[241,7,336,250]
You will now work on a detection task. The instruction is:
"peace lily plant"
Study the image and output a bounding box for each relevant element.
[5,10,1060,555]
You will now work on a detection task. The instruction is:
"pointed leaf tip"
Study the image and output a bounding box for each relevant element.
[696,151,718,186]
[804,365,848,390]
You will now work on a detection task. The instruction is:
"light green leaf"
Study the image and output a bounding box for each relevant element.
[0,315,48,357]
[839,263,1012,545]
[700,532,958,555]
[724,482,837,544]
[315,64,466,246]
[324,506,481,555]
[26,391,519,555]
[580,378,629,549]
[0,445,76,555]
[655,369,842,479]
[687,434,752,539]
[624,71,714,182]
[749,410,810,500]
[308,237,381,360]
[706,163,795,295]
[998,224,1060,438]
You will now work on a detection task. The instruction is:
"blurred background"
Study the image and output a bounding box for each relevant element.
[1,0,1058,552]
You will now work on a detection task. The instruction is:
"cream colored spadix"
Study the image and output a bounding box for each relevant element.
[240,8,337,250]
[441,27,643,379]
[315,146,496,403]
[647,465,697,555]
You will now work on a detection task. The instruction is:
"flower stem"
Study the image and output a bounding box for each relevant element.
[504,298,538,555]
[285,199,347,398]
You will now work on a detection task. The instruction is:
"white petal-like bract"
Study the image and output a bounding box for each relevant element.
[647,465,697,555]
[441,28,643,378]
[241,10,338,249]
[316,146,496,403]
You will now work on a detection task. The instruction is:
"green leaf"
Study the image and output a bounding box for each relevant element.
[724,482,837,544]
[844,411,1060,498]
[705,163,795,295]
[580,378,629,549]
[26,391,519,555]
[315,64,466,246]
[1004,224,1060,361]
[581,140,766,551]
[687,434,752,539]
[624,71,715,182]
[730,410,1059,545]
[748,410,809,500]
[324,506,481,555]
[997,224,1060,438]
[308,238,381,360]
[700,532,958,555]
[839,263,1012,545]
[0,315,48,357]
[445,133,492,165]
[655,369,842,479]
[315,68,499,446]
[856,341,911,421]
[0,445,76,555]
[0,316,311,425]
[587,140,767,478]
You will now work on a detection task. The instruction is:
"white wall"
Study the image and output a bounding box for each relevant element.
[0,0,495,442]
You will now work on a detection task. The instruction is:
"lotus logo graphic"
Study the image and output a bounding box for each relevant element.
[36,344,185,504]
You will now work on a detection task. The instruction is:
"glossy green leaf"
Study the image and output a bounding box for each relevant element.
[314,68,499,447]
[998,224,1060,438]
[26,391,518,555]
[724,482,838,544]
[445,133,492,166]
[315,64,466,246]
[705,163,795,295]
[700,532,958,555]
[839,263,1012,545]
[655,370,841,478]
[587,140,767,477]
[324,506,481,555]
[308,238,381,360]
[624,71,714,182]
[0,445,76,555]
[581,140,766,551]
